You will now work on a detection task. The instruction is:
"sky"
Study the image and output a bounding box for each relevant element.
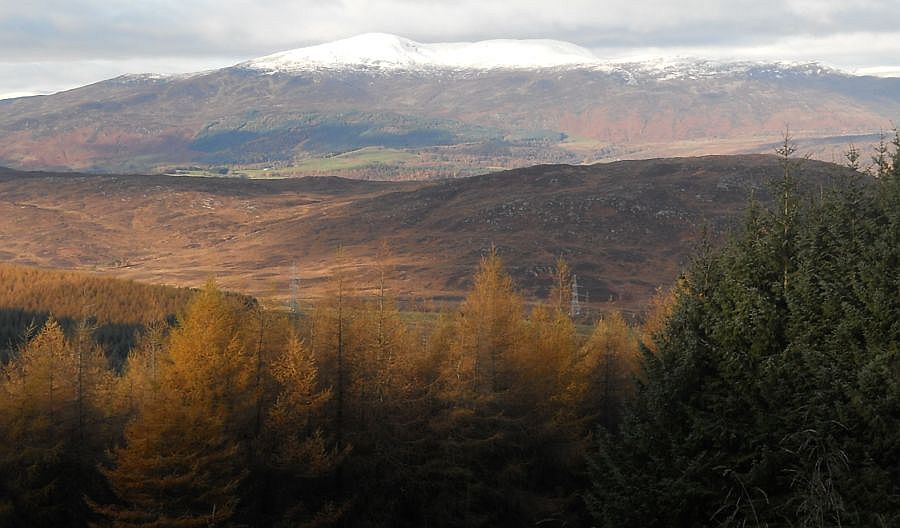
[2,0,899,99]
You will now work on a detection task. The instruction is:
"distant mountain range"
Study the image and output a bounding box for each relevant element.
[0,33,898,176]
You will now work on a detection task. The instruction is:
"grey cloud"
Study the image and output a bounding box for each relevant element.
[0,56,240,99]
[2,0,899,60]
[0,0,898,96]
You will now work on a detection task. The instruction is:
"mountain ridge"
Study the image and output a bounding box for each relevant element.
[239,33,854,81]
[243,33,600,72]
[0,35,897,175]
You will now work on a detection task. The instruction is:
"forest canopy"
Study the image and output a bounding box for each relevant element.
[588,136,900,527]
[0,137,898,527]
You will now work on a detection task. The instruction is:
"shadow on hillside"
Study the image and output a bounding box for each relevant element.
[0,308,171,369]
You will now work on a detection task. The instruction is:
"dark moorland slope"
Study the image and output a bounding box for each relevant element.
[0,155,855,311]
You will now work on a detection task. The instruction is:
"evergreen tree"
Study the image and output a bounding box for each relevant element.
[586,141,900,526]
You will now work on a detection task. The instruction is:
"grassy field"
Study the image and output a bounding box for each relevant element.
[240,147,419,177]
[160,148,420,179]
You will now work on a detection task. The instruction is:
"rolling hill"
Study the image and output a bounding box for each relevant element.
[0,155,856,313]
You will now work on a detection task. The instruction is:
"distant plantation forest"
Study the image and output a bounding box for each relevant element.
[0,137,898,527]
[0,264,197,365]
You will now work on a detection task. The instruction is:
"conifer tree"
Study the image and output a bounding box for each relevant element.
[96,282,254,527]
[587,138,900,527]
[518,302,589,524]
[263,331,341,527]
[0,318,74,526]
[320,244,438,526]
[427,249,537,526]
[0,317,113,527]
[520,304,576,412]
[639,287,677,355]
[115,321,168,418]
[452,248,524,394]
[304,259,355,507]
[578,311,639,431]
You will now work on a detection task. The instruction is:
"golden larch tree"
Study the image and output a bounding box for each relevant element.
[0,317,114,526]
[578,311,640,430]
[96,282,255,527]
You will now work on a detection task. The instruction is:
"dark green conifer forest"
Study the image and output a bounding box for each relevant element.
[0,137,897,527]
[588,136,900,527]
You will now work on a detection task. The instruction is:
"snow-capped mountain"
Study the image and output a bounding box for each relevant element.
[0,34,898,175]
[241,33,845,82]
[243,33,604,72]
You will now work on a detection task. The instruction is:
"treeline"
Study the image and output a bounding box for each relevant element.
[0,253,662,527]
[1,137,898,527]
[588,137,900,526]
[0,264,197,364]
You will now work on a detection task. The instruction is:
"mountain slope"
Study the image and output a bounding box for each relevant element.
[0,35,900,175]
[0,34,897,175]
[0,155,856,311]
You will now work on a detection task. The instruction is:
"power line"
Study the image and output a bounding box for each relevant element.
[289,262,300,314]
[570,274,581,317]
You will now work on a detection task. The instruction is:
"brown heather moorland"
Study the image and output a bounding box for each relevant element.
[0,155,852,312]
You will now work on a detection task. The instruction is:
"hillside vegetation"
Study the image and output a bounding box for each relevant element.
[0,139,897,527]
[589,138,900,526]
[0,264,196,363]
[0,53,898,174]
[0,155,856,313]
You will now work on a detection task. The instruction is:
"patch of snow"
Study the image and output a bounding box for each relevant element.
[239,33,854,80]
[112,71,208,84]
[852,66,900,78]
[0,91,47,100]
[243,33,604,72]
[617,57,844,81]
[119,73,174,80]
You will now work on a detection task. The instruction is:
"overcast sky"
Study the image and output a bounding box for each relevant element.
[2,0,899,99]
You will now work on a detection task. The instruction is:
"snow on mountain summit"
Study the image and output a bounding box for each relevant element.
[240,33,848,80]
[243,33,603,72]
